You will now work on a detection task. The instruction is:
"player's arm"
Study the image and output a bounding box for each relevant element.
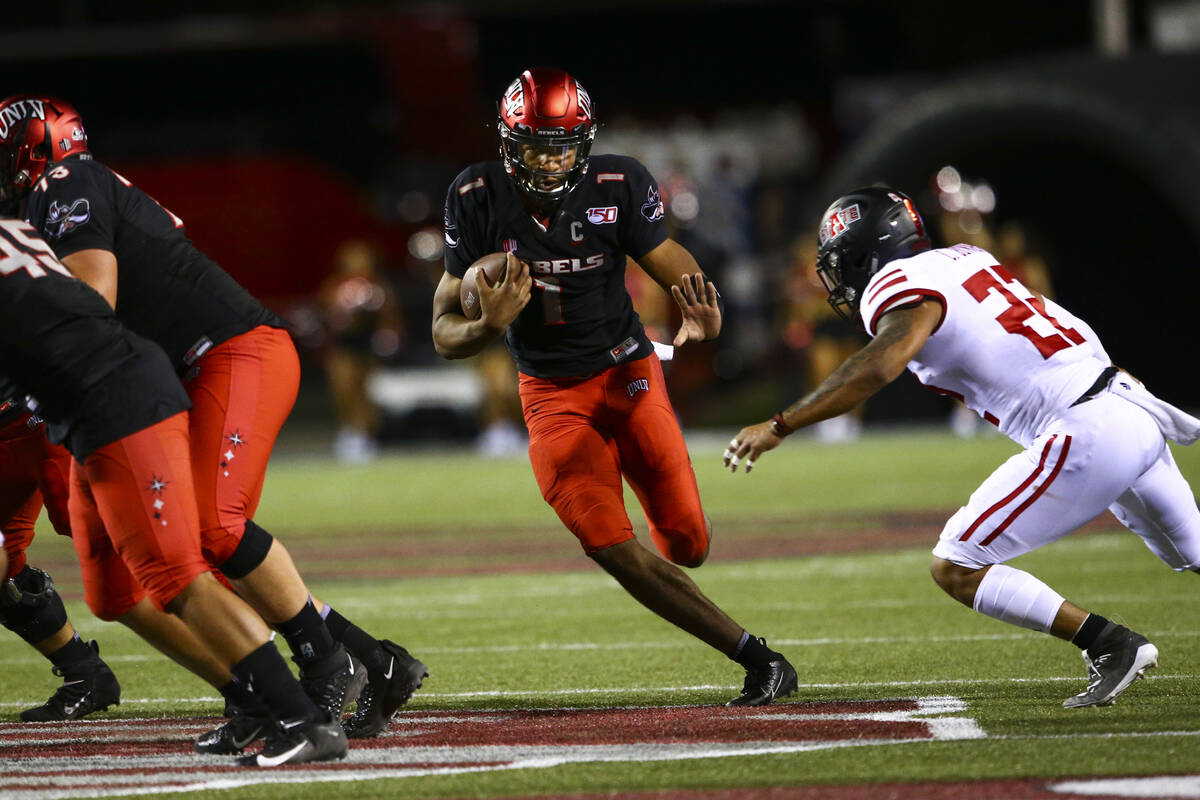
[636,238,721,346]
[724,299,941,472]
[431,253,532,359]
[60,249,119,308]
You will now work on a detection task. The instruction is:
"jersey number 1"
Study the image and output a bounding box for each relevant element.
[962,265,1084,359]
[532,276,565,325]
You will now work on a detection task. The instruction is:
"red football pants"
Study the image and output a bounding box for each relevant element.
[0,413,72,578]
[70,412,209,618]
[184,326,299,566]
[519,354,709,565]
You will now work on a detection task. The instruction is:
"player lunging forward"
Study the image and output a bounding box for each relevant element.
[725,186,1200,708]
[433,68,796,706]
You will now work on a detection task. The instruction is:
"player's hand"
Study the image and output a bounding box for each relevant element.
[478,252,532,329]
[670,273,721,347]
[723,420,784,473]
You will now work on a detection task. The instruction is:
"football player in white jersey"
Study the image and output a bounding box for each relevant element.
[724,186,1200,708]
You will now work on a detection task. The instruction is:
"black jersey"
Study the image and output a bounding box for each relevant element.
[443,155,669,378]
[25,157,283,374]
[0,218,189,460]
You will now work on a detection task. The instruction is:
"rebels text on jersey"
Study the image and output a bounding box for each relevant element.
[0,218,189,460]
[25,158,283,374]
[858,244,1112,447]
[443,155,668,378]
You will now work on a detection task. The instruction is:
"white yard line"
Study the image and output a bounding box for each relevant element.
[2,672,1195,708]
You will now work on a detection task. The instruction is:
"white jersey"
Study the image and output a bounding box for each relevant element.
[858,244,1111,447]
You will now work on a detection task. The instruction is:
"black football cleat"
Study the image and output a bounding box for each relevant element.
[727,651,799,707]
[343,639,428,738]
[238,713,348,768]
[20,640,121,721]
[195,713,271,755]
[1063,623,1158,709]
[297,645,367,721]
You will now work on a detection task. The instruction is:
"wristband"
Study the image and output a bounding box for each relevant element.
[770,412,793,437]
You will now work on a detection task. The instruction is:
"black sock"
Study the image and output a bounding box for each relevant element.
[276,599,337,665]
[323,606,387,674]
[219,676,271,717]
[231,642,323,723]
[1071,614,1113,651]
[731,631,776,668]
[48,635,94,676]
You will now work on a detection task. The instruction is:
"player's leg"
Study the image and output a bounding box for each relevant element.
[522,366,796,706]
[0,418,121,721]
[930,396,1164,707]
[187,327,421,732]
[81,412,345,766]
[605,356,797,705]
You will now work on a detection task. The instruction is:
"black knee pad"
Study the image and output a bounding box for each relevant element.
[0,566,69,645]
[219,520,274,580]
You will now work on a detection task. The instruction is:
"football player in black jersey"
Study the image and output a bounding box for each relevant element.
[0,217,347,765]
[433,68,797,706]
[2,94,426,743]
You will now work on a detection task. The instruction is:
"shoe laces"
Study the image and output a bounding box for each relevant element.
[347,682,378,722]
[300,669,349,717]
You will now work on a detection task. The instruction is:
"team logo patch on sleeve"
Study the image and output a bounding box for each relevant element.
[44,198,91,239]
[443,208,459,248]
[640,187,665,222]
[587,206,618,224]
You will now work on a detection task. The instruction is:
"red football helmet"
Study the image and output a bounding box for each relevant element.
[497,68,596,206]
[0,95,89,213]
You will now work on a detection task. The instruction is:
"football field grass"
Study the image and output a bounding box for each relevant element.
[3,427,1199,798]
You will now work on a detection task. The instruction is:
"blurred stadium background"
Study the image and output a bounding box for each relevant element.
[7,0,1200,457]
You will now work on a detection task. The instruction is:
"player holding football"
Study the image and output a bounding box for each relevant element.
[0,216,346,765]
[0,399,124,721]
[433,68,797,706]
[725,186,1200,708]
[0,94,426,743]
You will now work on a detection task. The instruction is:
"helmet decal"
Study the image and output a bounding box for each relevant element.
[576,85,593,120]
[0,98,45,140]
[819,203,861,246]
[903,198,925,236]
[502,79,525,119]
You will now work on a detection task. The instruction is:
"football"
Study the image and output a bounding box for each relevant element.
[459,252,509,320]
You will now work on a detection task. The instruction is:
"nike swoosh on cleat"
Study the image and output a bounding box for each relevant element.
[383,657,394,680]
[232,725,264,750]
[256,741,307,767]
[62,694,90,717]
[280,718,306,731]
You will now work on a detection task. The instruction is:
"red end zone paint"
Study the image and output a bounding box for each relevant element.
[0,697,984,799]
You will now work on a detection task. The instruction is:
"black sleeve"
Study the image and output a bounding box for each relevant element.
[26,163,116,259]
[442,171,486,279]
[619,159,669,261]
